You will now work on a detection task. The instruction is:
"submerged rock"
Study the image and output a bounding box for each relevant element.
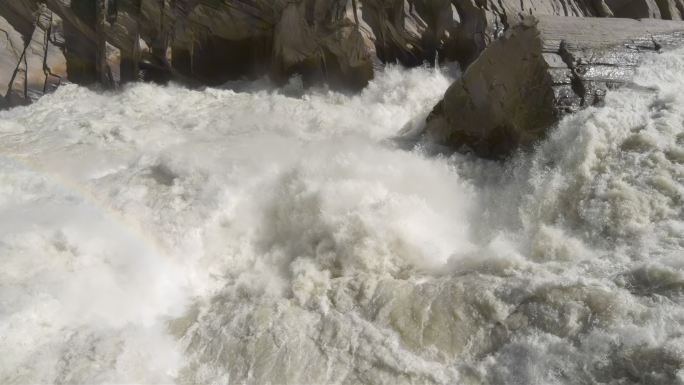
[420,15,684,159]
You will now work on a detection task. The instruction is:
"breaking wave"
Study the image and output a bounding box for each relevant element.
[0,51,682,385]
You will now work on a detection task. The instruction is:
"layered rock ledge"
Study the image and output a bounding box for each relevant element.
[420,15,684,158]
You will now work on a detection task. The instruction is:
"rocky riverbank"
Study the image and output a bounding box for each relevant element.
[3,0,684,155]
[419,15,684,158]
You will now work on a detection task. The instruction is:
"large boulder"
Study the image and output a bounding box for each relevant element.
[420,15,684,158]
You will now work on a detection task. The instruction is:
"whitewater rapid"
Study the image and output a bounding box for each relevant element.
[0,49,682,385]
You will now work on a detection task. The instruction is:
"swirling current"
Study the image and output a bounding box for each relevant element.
[0,49,683,385]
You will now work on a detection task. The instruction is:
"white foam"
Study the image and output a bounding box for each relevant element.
[0,51,683,384]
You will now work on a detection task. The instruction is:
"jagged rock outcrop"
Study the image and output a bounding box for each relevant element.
[0,4,65,108]
[270,0,374,88]
[420,15,684,158]
[445,0,614,65]
[134,0,375,87]
[4,0,684,109]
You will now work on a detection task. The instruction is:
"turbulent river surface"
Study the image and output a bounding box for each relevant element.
[1,49,683,385]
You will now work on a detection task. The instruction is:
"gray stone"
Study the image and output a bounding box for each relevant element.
[5,0,684,107]
[0,6,66,108]
[420,15,684,159]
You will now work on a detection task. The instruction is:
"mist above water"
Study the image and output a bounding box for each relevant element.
[0,51,683,385]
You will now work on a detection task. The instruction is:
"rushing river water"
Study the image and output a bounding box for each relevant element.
[0,48,683,385]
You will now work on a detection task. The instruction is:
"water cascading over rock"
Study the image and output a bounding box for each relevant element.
[4,0,684,160]
[419,15,684,158]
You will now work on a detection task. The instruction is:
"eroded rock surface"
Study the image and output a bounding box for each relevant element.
[4,0,684,108]
[0,5,65,108]
[420,15,684,158]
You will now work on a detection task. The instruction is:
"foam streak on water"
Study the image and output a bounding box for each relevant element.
[0,51,682,385]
